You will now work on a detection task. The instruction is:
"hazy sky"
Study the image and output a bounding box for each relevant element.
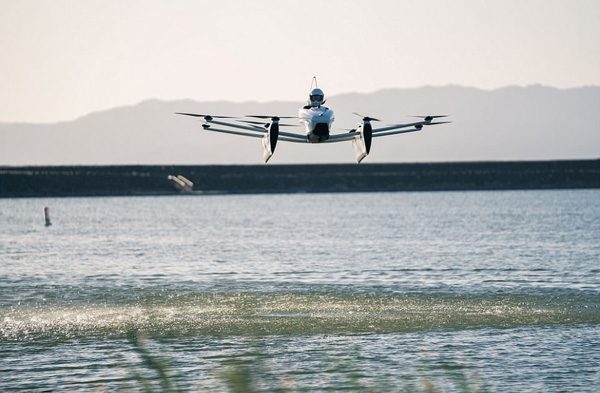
[1,0,599,123]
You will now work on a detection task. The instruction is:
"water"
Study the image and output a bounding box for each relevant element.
[1,190,599,391]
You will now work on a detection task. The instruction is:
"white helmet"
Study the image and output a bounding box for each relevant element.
[309,88,325,107]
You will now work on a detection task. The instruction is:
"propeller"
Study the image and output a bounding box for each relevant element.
[240,120,299,127]
[245,115,297,121]
[411,115,449,122]
[352,112,381,122]
[175,112,237,120]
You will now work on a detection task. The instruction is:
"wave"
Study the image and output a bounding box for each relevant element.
[2,292,599,341]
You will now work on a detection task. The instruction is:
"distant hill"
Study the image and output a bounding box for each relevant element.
[1,86,599,165]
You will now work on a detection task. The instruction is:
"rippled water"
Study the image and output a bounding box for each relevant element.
[1,190,599,391]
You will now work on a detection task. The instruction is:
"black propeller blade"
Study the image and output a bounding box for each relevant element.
[411,115,449,122]
[245,115,297,120]
[175,112,237,120]
[352,112,381,122]
[239,120,299,127]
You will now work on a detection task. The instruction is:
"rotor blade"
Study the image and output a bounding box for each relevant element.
[411,115,449,119]
[239,119,300,128]
[352,112,381,122]
[245,115,297,119]
[175,112,237,119]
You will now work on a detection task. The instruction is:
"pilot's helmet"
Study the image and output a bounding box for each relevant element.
[309,88,325,107]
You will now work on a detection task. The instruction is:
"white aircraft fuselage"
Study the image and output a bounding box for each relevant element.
[298,105,335,143]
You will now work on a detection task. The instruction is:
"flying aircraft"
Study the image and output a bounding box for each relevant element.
[176,78,450,163]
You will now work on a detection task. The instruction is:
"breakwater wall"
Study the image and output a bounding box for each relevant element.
[1,160,599,197]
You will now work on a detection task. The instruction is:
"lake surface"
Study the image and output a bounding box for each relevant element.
[1,190,599,391]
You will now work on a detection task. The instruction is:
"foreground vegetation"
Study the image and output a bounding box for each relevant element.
[126,331,486,393]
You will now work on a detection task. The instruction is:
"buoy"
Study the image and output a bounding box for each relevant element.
[44,206,52,226]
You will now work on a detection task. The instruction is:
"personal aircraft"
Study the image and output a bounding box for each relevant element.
[176,78,450,163]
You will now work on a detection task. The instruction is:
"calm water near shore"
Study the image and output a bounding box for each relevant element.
[1,190,599,391]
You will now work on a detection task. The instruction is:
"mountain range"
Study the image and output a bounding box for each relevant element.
[1,85,598,165]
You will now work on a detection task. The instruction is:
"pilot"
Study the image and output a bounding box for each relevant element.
[305,88,325,109]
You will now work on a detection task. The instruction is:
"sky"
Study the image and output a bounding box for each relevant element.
[1,0,599,123]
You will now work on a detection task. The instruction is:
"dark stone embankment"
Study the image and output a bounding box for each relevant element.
[1,160,599,198]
